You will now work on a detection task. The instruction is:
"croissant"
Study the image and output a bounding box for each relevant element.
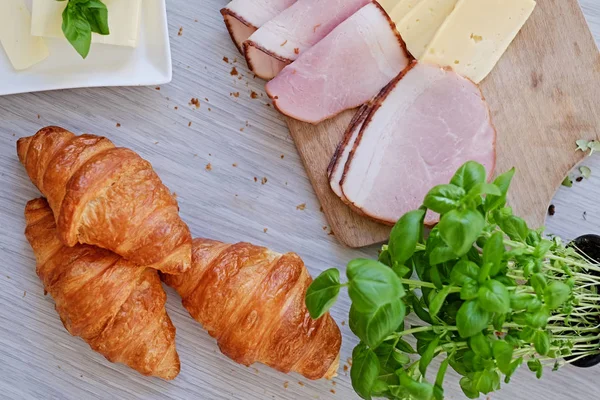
[24,198,180,380]
[17,126,192,275]
[162,238,342,380]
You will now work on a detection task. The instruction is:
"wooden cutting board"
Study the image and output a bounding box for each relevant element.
[287,0,600,248]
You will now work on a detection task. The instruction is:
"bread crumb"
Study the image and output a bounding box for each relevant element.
[280,40,288,46]
[254,177,258,182]
[116,123,121,127]
[240,128,244,132]
[232,92,240,98]
[190,98,200,108]
[294,48,300,55]
[330,389,336,394]
[23,291,26,298]
[178,27,183,36]
[266,103,271,107]
[280,154,284,159]
[298,382,304,386]
[194,19,198,22]
[208,108,212,112]
[263,228,268,233]
[347,357,353,366]
[283,382,289,389]
[231,67,239,76]
[205,163,212,171]
[37,114,40,119]
[155,87,160,90]
[296,203,306,210]
[341,321,345,326]
[188,121,192,127]
[174,106,179,110]
[232,163,238,167]
[223,56,229,63]
[322,226,327,230]
[261,177,268,185]
[154,141,159,145]
[250,91,258,99]
[205,98,209,102]
[332,381,336,386]
[343,365,349,372]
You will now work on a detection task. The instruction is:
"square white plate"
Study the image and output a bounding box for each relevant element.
[0,0,172,96]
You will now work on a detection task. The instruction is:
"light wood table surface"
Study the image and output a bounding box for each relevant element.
[0,1,599,399]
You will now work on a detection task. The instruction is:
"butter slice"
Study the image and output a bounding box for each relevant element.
[395,0,459,59]
[388,0,423,24]
[421,0,536,83]
[0,0,49,70]
[31,0,142,47]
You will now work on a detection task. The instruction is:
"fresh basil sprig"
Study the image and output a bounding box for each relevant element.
[57,0,110,59]
[306,161,600,400]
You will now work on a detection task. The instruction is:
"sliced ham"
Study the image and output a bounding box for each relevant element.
[328,104,371,200]
[339,62,496,226]
[221,0,296,54]
[244,0,371,80]
[265,2,410,124]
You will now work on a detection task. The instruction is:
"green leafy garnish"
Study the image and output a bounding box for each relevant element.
[579,166,592,179]
[58,0,110,59]
[306,161,600,400]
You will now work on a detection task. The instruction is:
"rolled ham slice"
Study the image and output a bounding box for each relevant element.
[265,2,410,124]
[340,62,496,226]
[328,104,371,200]
[221,0,296,54]
[244,0,371,80]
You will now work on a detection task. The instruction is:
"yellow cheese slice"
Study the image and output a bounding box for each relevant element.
[388,0,423,24]
[31,0,142,48]
[0,0,49,70]
[377,0,400,14]
[421,0,536,83]
[396,0,459,59]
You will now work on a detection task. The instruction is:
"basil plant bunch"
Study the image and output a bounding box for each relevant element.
[306,161,600,400]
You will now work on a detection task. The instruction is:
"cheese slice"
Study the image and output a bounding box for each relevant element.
[377,0,399,13]
[395,0,458,59]
[388,0,423,24]
[0,0,49,71]
[422,0,536,83]
[31,0,142,47]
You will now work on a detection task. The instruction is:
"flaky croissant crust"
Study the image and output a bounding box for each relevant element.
[163,238,341,380]
[24,198,180,380]
[17,126,192,275]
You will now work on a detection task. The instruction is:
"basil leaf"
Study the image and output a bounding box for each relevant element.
[457,300,492,338]
[533,330,550,356]
[469,333,492,359]
[438,208,485,256]
[450,260,480,285]
[305,268,341,319]
[389,209,425,265]
[484,168,515,212]
[429,286,452,318]
[429,245,459,265]
[504,357,523,383]
[472,370,500,394]
[397,371,435,400]
[530,273,547,296]
[351,344,380,400]
[83,0,109,35]
[478,280,510,314]
[349,305,369,343]
[370,380,390,396]
[423,184,466,214]
[460,280,480,301]
[497,215,529,242]
[459,377,480,399]
[527,307,550,329]
[412,296,434,324]
[510,292,537,311]
[364,299,406,348]
[468,182,502,197]
[347,259,404,313]
[492,340,513,374]
[492,312,506,331]
[451,161,486,192]
[419,336,440,375]
[544,281,571,310]
[396,339,417,354]
[483,231,505,276]
[374,342,402,373]
[392,351,411,365]
[62,3,93,59]
[433,356,451,400]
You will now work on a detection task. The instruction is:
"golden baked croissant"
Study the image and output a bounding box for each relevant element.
[17,126,192,275]
[162,238,342,380]
[24,198,180,380]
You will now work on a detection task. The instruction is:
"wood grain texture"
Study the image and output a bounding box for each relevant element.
[0,0,598,399]
[289,0,600,248]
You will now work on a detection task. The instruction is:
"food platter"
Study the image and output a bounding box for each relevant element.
[1,0,600,399]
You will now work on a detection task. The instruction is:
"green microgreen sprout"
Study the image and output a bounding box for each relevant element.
[306,161,600,400]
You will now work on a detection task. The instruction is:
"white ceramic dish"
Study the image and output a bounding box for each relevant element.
[0,0,172,96]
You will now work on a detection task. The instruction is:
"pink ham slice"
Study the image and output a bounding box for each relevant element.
[244,0,371,80]
[328,104,371,200]
[221,0,297,54]
[339,62,497,226]
[265,2,410,124]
